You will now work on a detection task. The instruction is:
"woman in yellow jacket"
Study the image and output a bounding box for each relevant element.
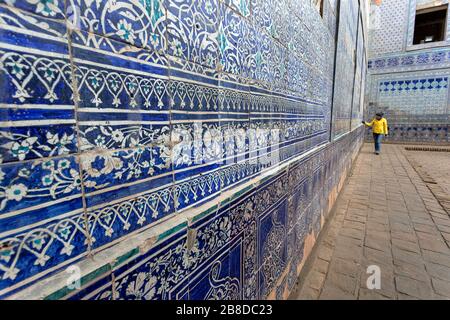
[362,112,388,155]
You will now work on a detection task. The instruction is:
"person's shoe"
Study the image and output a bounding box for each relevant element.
[375,151,380,155]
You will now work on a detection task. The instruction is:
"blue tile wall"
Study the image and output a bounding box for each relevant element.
[332,0,365,139]
[367,60,450,144]
[367,0,450,144]
[0,0,367,299]
[65,127,364,300]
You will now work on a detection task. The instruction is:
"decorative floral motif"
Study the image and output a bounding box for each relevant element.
[187,215,232,271]
[260,208,286,298]
[0,157,81,212]
[2,0,64,18]
[29,0,62,17]
[0,51,72,103]
[80,125,171,151]
[70,0,166,51]
[0,212,88,282]
[115,239,189,300]
[125,272,158,300]
[0,128,77,163]
[204,261,240,300]
[166,0,219,68]
[81,146,171,191]
[0,0,368,300]
[369,49,450,72]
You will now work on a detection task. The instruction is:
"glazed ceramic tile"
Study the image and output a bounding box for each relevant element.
[51,127,365,300]
[0,6,76,164]
[188,239,242,300]
[0,0,66,19]
[367,59,449,143]
[67,273,115,300]
[223,0,250,17]
[68,0,166,53]
[218,3,248,79]
[112,226,189,300]
[0,155,88,296]
[331,0,359,139]
[367,71,449,143]
[166,0,219,69]
[258,200,288,299]
[0,0,371,299]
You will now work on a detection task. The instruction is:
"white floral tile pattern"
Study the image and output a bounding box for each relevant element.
[0,0,368,299]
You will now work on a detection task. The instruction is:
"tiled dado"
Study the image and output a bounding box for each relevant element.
[365,125,449,144]
[0,5,88,297]
[366,0,450,145]
[9,127,364,300]
[366,68,449,144]
[0,0,366,298]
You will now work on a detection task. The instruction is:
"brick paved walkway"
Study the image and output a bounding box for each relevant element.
[405,150,450,195]
[289,143,450,300]
[405,149,450,214]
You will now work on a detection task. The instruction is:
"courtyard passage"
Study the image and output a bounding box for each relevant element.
[290,143,450,300]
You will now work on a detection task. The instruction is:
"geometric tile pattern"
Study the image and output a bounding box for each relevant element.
[378,78,448,92]
[367,72,449,143]
[367,0,450,144]
[371,0,450,57]
[0,0,367,298]
[368,0,408,57]
[365,124,448,143]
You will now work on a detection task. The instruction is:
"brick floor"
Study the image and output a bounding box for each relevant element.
[405,150,450,195]
[289,143,450,300]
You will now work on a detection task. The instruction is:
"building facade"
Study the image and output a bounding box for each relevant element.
[367,0,450,143]
[0,0,367,299]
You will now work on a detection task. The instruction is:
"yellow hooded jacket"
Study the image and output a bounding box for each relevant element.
[364,118,388,135]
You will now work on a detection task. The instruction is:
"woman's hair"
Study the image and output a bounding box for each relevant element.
[375,112,384,117]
